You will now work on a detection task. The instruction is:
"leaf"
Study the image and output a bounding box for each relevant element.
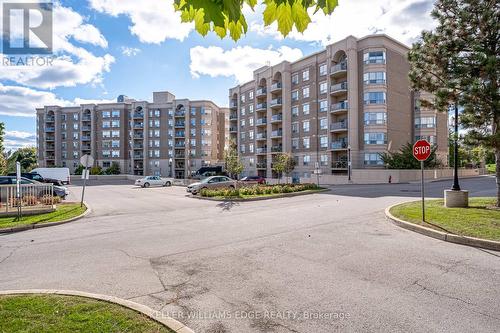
[291,0,311,32]
[194,9,210,36]
[276,2,293,36]
[263,1,277,25]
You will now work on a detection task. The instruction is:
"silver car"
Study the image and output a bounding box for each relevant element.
[135,176,174,188]
[187,176,237,195]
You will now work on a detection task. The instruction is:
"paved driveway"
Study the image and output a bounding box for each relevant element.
[0,176,499,332]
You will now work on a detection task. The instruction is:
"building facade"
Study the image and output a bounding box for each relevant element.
[228,34,448,179]
[36,91,229,178]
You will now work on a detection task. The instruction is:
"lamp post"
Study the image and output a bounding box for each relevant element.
[347,145,352,181]
[451,104,460,191]
[168,157,173,178]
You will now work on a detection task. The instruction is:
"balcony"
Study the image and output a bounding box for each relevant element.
[229,113,238,120]
[331,101,348,113]
[133,143,143,149]
[175,164,185,169]
[271,129,283,138]
[256,132,267,140]
[175,111,185,117]
[174,122,185,128]
[175,142,185,148]
[230,99,238,109]
[45,127,55,132]
[134,164,144,170]
[82,135,91,141]
[256,147,267,154]
[256,162,267,169]
[330,121,348,132]
[332,160,348,169]
[271,145,282,153]
[133,113,144,119]
[270,82,282,92]
[133,153,144,159]
[133,123,144,129]
[229,126,238,133]
[45,136,55,142]
[271,114,282,123]
[330,62,347,77]
[256,103,267,111]
[256,118,267,126]
[82,115,91,121]
[45,144,55,151]
[331,140,348,150]
[45,116,55,122]
[82,145,91,151]
[175,131,185,138]
[270,98,282,108]
[133,134,143,139]
[330,81,348,95]
[175,153,185,158]
[46,154,55,160]
[82,125,91,131]
[256,87,266,97]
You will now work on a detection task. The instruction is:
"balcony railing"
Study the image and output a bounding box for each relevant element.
[271,145,282,152]
[174,122,185,128]
[82,135,91,141]
[256,103,267,111]
[133,154,144,159]
[332,160,348,169]
[271,130,283,138]
[45,144,55,151]
[331,140,348,149]
[175,153,185,158]
[330,62,347,75]
[270,98,282,107]
[330,81,348,94]
[256,87,266,96]
[175,111,185,117]
[229,113,238,120]
[175,132,185,137]
[45,116,55,122]
[230,99,238,108]
[45,127,55,132]
[271,114,282,122]
[82,125,91,131]
[82,145,91,151]
[133,134,143,139]
[270,82,282,91]
[175,142,185,148]
[133,113,144,119]
[45,136,55,141]
[229,126,238,132]
[256,162,267,168]
[134,164,144,169]
[256,118,267,125]
[82,115,91,121]
[256,147,267,154]
[256,132,267,140]
[330,121,348,131]
[331,101,348,112]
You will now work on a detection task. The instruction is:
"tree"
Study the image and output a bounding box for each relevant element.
[380,143,441,169]
[74,165,84,175]
[224,141,244,179]
[174,0,340,41]
[7,147,37,172]
[0,122,6,174]
[408,0,499,205]
[105,162,121,175]
[272,153,295,183]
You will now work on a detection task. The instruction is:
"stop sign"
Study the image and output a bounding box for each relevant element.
[413,140,431,161]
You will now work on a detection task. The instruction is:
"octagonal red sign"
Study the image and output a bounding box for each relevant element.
[413,140,431,161]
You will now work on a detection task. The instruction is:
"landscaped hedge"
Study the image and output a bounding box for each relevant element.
[199,183,320,198]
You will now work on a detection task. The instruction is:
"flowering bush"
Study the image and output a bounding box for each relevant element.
[199,183,320,198]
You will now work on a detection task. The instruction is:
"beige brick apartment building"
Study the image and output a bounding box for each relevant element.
[228,34,448,180]
[36,91,229,178]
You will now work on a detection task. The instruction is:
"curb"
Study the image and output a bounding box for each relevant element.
[0,202,91,234]
[189,188,330,202]
[385,201,500,252]
[0,289,194,333]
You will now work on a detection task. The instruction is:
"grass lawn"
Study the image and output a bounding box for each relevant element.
[210,188,326,200]
[390,197,500,241]
[486,164,496,173]
[0,294,173,333]
[0,203,86,229]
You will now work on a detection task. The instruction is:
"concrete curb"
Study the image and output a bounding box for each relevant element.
[0,202,91,234]
[189,188,330,202]
[0,289,194,333]
[385,201,500,252]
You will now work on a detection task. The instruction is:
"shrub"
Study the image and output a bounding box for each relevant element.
[22,195,38,206]
[272,185,282,194]
[40,195,60,205]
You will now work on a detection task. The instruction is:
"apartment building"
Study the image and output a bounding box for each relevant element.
[228,34,448,179]
[36,91,229,178]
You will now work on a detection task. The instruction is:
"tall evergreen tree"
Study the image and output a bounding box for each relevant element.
[408,0,500,206]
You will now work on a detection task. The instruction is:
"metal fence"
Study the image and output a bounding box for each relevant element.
[0,183,55,214]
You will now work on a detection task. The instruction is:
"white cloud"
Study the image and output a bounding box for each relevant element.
[89,0,193,44]
[190,46,304,84]
[4,131,37,151]
[250,0,436,46]
[121,46,141,57]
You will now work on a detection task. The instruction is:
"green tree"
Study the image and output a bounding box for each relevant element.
[380,143,441,169]
[104,162,121,175]
[408,0,499,206]
[0,122,6,174]
[7,147,37,172]
[224,141,244,179]
[272,153,296,183]
[74,165,84,175]
[174,0,340,41]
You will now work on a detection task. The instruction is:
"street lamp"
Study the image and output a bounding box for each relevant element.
[347,145,352,181]
[451,104,461,191]
[168,157,173,178]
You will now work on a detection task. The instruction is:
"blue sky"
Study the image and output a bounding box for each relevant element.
[0,0,435,150]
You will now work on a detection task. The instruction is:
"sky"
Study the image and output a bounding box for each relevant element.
[0,0,437,150]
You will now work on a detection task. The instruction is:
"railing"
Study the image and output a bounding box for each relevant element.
[229,113,238,120]
[331,101,348,112]
[0,183,55,215]
[256,147,267,154]
[45,116,55,122]
[133,144,143,149]
[230,99,238,108]
[271,114,282,122]
[271,145,282,152]
[175,153,185,158]
[82,145,91,150]
[133,123,144,129]
[256,87,266,96]
[256,162,267,168]
[174,122,185,128]
[134,164,144,169]
[270,98,282,106]
[82,135,91,141]
[256,103,267,110]
[82,115,91,121]
[256,118,267,125]
[330,62,347,74]
[133,134,143,139]
[271,82,282,91]
[46,154,55,160]
[332,161,348,169]
[271,130,283,137]
[133,154,144,159]
[256,133,267,139]
[331,82,348,93]
[229,126,238,132]
[46,136,55,141]
[133,113,144,118]
[45,144,55,150]
[331,140,348,149]
[45,127,55,132]
[175,111,185,117]
[330,121,348,130]
[175,142,185,148]
[82,125,91,131]
[175,132,185,137]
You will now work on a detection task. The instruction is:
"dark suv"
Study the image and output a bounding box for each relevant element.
[0,176,68,199]
[7,172,63,186]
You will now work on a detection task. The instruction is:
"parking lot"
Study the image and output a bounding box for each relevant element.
[0,176,499,333]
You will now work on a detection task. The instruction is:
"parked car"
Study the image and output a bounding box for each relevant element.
[31,167,71,184]
[191,166,227,180]
[187,176,238,195]
[134,176,174,188]
[240,176,266,185]
[0,176,68,199]
[7,172,64,186]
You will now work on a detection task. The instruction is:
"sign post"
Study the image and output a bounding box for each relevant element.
[16,161,21,220]
[80,154,94,207]
[413,140,432,223]
[314,162,321,187]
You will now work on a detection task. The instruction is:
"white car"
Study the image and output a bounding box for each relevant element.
[135,176,174,188]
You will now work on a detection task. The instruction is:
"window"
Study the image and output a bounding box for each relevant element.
[249,91,254,100]
[112,130,120,138]
[102,111,111,118]
[241,106,246,116]
[154,130,160,137]
[61,132,67,140]
[73,123,79,130]
[61,123,66,130]
[240,145,246,153]
[111,120,119,128]
[190,107,196,116]
[62,151,67,159]
[241,94,246,103]
[154,150,160,158]
[364,132,387,145]
[154,140,160,148]
[319,82,328,94]
[364,153,384,165]
[73,113,79,121]
[73,132,79,140]
[319,100,328,112]
[303,155,311,165]
[415,135,436,145]
[320,154,328,166]
[302,69,309,81]
[292,73,299,85]
[249,130,254,139]
[249,157,255,166]
[415,117,436,129]
[112,150,120,158]
[112,140,120,148]
[249,104,254,113]
[154,109,160,117]
[61,114,66,121]
[302,120,310,132]
[364,72,386,84]
[102,121,110,128]
[363,51,386,64]
[320,118,328,130]
[190,119,196,127]
[302,86,310,98]
[292,122,299,134]
[291,90,299,101]
[303,103,310,115]
[103,131,111,138]
[249,117,254,126]
[73,141,78,149]
[319,63,327,76]
[240,131,246,140]
[364,112,387,125]
[292,138,299,149]
[320,136,328,148]
[73,151,79,159]
[303,137,310,149]
[240,119,246,127]
[364,92,386,105]
[249,144,254,153]
[112,110,121,117]
[190,128,196,136]
[102,141,111,148]
[292,106,299,117]
[190,139,196,147]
